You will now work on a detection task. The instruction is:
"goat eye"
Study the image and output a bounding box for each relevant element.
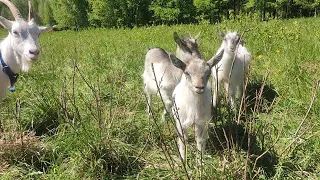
[185,72,190,76]
[12,31,19,35]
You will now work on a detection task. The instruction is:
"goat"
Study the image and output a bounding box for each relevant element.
[143,32,201,121]
[212,29,251,109]
[174,32,201,60]
[171,49,224,160]
[0,0,54,99]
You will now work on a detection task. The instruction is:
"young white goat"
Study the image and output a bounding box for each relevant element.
[212,29,251,109]
[143,32,201,121]
[0,0,54,99]
[171,49,224,160]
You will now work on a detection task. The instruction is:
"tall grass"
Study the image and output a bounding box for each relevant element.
[0,17,319,179]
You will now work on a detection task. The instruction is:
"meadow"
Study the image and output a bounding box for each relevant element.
[0,17,319,179]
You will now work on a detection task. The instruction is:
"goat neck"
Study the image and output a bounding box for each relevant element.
[0,38,23,74]
[218,46,236,72]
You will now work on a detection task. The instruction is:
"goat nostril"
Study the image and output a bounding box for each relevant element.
[29,50,39,55]
[196,86,204,90]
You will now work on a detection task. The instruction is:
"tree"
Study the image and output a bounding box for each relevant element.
[149,0,197,24]
[49,0,89,29]
[88,0,151,28]
[37,0,55,25]
[88,0,116,27]
[149,0,180,24]
[294,0,320,17]
[245,0,280,20]
[176,0,196,23]
[194,0,231,23]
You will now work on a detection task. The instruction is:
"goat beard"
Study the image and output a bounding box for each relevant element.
[21,57,32,72]
[15,52,32,72]
[21,59,32,72]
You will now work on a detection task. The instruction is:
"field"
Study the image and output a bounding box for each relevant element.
[0,17,319,179]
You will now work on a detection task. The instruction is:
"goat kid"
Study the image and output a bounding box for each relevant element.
[171,49,224,160]
[212,29,251,110]
[0,0,54,99]
[174,31,202,61]
[143,32,201,121]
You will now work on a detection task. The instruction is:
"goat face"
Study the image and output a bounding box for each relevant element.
[169,50,224,94]
[184,59,211,94]
[0,0,54,63]
[217,29,241,53]
[9,19,41,61]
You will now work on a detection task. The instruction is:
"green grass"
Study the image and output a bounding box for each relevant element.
[0,17,319,179]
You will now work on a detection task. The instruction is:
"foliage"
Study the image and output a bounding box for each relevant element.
[37,0,55,26]
[88,0,152,28]
[149,0,181,24]
[48,0,89,29]
[0,0,319,28]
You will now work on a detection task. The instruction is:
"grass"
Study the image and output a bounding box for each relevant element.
[0,17,319,179]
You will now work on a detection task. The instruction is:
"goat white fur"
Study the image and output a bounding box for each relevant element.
[0,0,54,99]
[212,29,251,109]
[143,32,201,121]
[171,50,224,160]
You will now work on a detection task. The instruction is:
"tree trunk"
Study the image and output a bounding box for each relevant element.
[233,0,236,19]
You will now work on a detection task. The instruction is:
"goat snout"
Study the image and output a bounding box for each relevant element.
[29,49,39,55]
[195,85,204,89]
[194,85,205,94]
[27,48,40,60]
[228,46,236,52]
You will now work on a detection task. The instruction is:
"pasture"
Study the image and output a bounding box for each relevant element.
[0,17,319,179]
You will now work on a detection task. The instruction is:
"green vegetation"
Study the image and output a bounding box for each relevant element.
[1,0,320,28]
[0,17,319,179]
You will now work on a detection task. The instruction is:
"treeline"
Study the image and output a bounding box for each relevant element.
[0,0,319,29]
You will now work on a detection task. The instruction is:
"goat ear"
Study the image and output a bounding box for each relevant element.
[216,27,225,39]
[0,17,13,30]
[173,32,185,46]
[29,18,35,24]
[194,31,201,40]
[173,32,192,54]
[39,25,55,33]
[240,38,245,45]
[169,54,186,71]
[207,49,224,68]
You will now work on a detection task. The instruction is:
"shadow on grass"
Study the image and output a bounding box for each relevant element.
[20,100,61,136]
[87,144,146,178]
[207,122,278,177]
[245,81,278,113]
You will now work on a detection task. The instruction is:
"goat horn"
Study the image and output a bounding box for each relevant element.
[28,0,31,21]
[0,0,23,20]
[216,27,225,38]
[194,32,201,40]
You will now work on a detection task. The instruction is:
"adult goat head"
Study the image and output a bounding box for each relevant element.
[0,0,54,71]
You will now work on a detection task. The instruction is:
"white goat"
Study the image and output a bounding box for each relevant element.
[0,0,54,99]
[143,32,201,121]
[171,49,224,160]
[212,29,251,109]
